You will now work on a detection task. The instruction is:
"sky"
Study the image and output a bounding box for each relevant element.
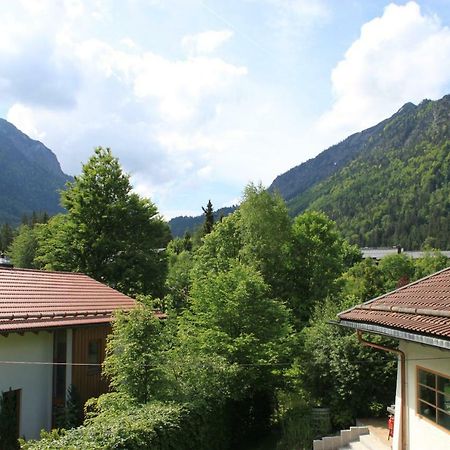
[1,0,450,219]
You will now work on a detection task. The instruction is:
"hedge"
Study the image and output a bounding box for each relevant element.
[21,398,230,450]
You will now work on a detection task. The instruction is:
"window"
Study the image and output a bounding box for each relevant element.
[87,339,101,375]
[417,367,450,432]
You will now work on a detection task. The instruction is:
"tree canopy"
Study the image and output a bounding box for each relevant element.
[36,147,170,296]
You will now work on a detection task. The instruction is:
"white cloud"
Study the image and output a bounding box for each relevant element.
[7,103,46,140]
[318,1,450,139]
[181,30,233,55]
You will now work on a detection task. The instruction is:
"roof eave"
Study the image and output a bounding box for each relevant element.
[337,319,450,350]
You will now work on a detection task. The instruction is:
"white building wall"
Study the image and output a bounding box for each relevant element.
[0,331,53,440]
[398,340,450,450]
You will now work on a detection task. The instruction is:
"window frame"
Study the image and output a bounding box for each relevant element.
[416,365,450,435]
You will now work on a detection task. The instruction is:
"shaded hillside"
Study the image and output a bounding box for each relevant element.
[286,95,450,249]
[0,119,72,224]
[169,206,236,237]
[269,103,418,200]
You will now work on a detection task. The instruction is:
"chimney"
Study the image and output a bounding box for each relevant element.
[0,253,13,268]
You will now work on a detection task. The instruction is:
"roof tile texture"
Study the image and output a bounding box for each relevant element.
[339,267,450,339]
[0,267,137,332]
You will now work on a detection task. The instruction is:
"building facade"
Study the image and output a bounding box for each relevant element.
[338,267,450,450]
[0,267,139,440]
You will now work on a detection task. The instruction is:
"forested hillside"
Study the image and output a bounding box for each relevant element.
[169,206,236,238]
[0,119,71,224]
[285,95,450,249]
[171,95,450,249]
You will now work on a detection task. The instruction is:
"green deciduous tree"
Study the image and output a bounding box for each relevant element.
[288,211,355,324]
[36,147,170,297]
[103,306,169,404]
[8,225,38,269]
[301,297,397,428]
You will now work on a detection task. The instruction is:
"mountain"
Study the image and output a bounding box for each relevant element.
[169,206,236,238]
[272,95,450,249]
[170,94,450,249]
[0,119,72,224]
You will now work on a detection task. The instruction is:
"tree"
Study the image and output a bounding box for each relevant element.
[36,147,170,297]
[300,297,397,428]
[0,224,14,253]
[238,184,292,299]
[202,200,214,236]
[378,254,415,291]
[8,225,38,269]
[288,211,354,325]
[103,306,169,404]
[179,262,296,439]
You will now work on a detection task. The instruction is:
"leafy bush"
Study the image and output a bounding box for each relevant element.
[22,396,230,450]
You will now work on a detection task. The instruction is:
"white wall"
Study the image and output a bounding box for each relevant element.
[398,341,450,450]
[0,331,53,440]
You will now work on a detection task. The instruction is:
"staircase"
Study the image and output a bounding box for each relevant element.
[312,422,391,450]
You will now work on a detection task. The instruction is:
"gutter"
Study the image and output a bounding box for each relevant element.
[356,330,406,450]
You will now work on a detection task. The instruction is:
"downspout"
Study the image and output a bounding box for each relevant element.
[356,330,406,450]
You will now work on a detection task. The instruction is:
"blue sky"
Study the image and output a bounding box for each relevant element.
[1,0,450,219]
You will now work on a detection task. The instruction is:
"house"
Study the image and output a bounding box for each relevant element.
[338,267,450,450]
[0,264,146,440]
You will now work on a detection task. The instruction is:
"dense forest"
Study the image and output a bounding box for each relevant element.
[2,148,448,450]
[286,96,450,249]
[171,95,450,250]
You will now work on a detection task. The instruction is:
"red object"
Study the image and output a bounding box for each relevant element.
[339,267,450,339]
[388,415,394,439]
[0,267,145,332]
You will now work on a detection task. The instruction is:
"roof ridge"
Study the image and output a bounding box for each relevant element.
[0,267,88,276]
[338,265,450,317]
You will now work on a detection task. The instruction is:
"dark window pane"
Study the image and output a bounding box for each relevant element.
[419,385,436,405]
[437,374,450,395]
[419,369,436,388]
[87,339,101,375]
[419,401,436,422]
[437,392,450,414]
[437,410,450,431]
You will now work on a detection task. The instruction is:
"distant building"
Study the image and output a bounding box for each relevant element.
[361,247,450,260]
[0,265,147,440]
[338,268,450,450]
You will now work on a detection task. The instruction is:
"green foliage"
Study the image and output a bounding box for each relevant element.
[0,223,14,253]
[181,262,296,397]
[300,298,397,428]
[8,225,39,268]
[202,200,214,236]
[378,254,415,291]
[164,237,194,312]
[238,184,292,299]
[21,396,231,450]
[414,248,449,279]
[288,211,354,324]
[53,385,83,430]
[35,147,170,297]
[103,306,169,404]
[277,96,450,249]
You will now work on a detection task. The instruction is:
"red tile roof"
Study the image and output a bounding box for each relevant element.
[338,267,450,340]
[0,267,138,332]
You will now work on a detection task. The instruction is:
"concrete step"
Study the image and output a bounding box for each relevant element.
[339,432,390,450]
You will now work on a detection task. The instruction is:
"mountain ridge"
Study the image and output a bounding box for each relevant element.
[169,94,450,248]
[0,118,72,224]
